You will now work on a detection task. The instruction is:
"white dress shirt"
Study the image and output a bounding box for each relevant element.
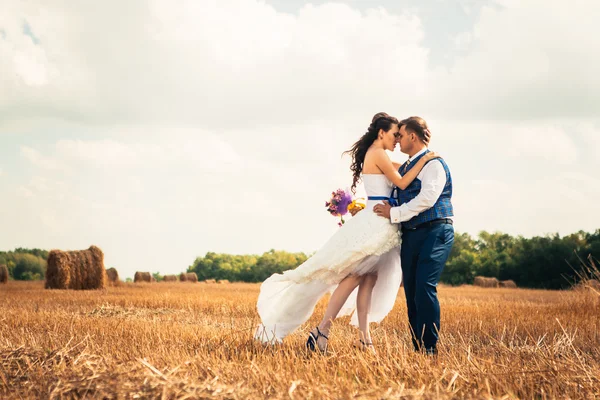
[390,147,451,224]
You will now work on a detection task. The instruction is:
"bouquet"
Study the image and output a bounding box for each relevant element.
[325,188,365,227]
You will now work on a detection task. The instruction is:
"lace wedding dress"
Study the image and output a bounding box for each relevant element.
[255,174,402,342]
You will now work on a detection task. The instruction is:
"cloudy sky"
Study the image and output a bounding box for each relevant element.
[1,0,599,278]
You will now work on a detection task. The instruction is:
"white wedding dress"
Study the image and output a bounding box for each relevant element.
[255,174,402,343]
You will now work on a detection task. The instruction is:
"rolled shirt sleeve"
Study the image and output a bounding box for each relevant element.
[390,160,447,224]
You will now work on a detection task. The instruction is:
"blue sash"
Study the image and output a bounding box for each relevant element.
[367,196,398,207]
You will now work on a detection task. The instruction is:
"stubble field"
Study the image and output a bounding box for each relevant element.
[0,281,599,399]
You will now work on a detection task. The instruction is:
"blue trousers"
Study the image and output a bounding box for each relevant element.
[400,223,454,352]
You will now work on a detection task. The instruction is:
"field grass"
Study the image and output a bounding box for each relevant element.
[1,281,599,399]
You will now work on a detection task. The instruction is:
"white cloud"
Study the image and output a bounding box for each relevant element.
[432,0,600,119]
[16,186,33,198]
[580,123,600,160]
[53,134,240,170]
[0,0,597,126]
[12,43,50,86]
[507,125,578,165]
[20,146,68,171]
[0,1,429,128]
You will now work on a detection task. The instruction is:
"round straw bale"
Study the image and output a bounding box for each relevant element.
[589,279,600,289]
[473,276,499,288]
[162,274,177,282]
[218,279,230,284]
[575,279,600,291]
[45,245,106,290]
[134,271,152,283]
[203,279,216,284]
[179,272,187,282]
[0,264,8,284]
[499,279,517,288]
[106,268,120,285]
[183,272,198,283]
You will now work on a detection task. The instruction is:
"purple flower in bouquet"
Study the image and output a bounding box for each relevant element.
[335,189,353,216]
[325,188,355,226]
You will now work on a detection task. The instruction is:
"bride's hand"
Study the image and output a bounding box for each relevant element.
[423,130,432,145]
[349,208,361,216]
[424,151,441,162]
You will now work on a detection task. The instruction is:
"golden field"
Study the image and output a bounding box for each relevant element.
[1,281,599,399]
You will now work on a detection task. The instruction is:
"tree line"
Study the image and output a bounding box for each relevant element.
[441,230,599,288]
[187,230,600,289]
[2,229,599,289]
[0,248,48,281]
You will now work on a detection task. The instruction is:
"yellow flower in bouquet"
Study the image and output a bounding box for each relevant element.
[348,199,366,212]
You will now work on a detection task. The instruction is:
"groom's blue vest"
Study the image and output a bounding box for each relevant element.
[395,150,454,229]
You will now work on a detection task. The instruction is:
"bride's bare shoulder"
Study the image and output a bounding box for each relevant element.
[363,148,390,174]
[365,147,387,160]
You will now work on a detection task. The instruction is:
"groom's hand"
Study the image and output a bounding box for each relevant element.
[374,201,392,219]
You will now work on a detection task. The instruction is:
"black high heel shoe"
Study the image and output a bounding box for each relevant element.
[306,327,329,353]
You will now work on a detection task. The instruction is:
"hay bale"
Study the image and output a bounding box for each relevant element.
[218,279,230,284]
[45,246,106,290]
[163,275,177,282]
[589,279,600,289]
[576,279,600,292]
[106,268,119,285]
[182,272,198,283]
[0,264,8,284]
[179,272,198,282]
[499,279,517,288]
[134,271,152,283]
[473,276,499,288]
[203,279,216,284]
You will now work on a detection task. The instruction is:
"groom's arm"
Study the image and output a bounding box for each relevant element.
[389,160,447,223]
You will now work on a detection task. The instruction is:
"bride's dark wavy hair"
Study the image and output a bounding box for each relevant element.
[343,112,399,194]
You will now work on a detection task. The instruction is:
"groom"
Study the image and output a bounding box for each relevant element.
[374,116,454,355]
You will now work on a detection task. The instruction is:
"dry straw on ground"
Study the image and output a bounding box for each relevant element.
[473,276,499,288]
[45,245,106,290]
[134,272,153,283]
[0,281,598,399]
[0,264,8,284]
[180,272,198,283]
[204,279,217,284]
[106,268,119,285]
[499,279,517,288]
[162,275,178,282]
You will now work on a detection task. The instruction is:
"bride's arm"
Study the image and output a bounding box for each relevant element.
[373,149,439,190]
[392,162,401,170]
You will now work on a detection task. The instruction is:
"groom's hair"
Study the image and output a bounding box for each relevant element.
[400,116,430,144]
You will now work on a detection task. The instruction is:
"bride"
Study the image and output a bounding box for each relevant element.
[255,112,438,353]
